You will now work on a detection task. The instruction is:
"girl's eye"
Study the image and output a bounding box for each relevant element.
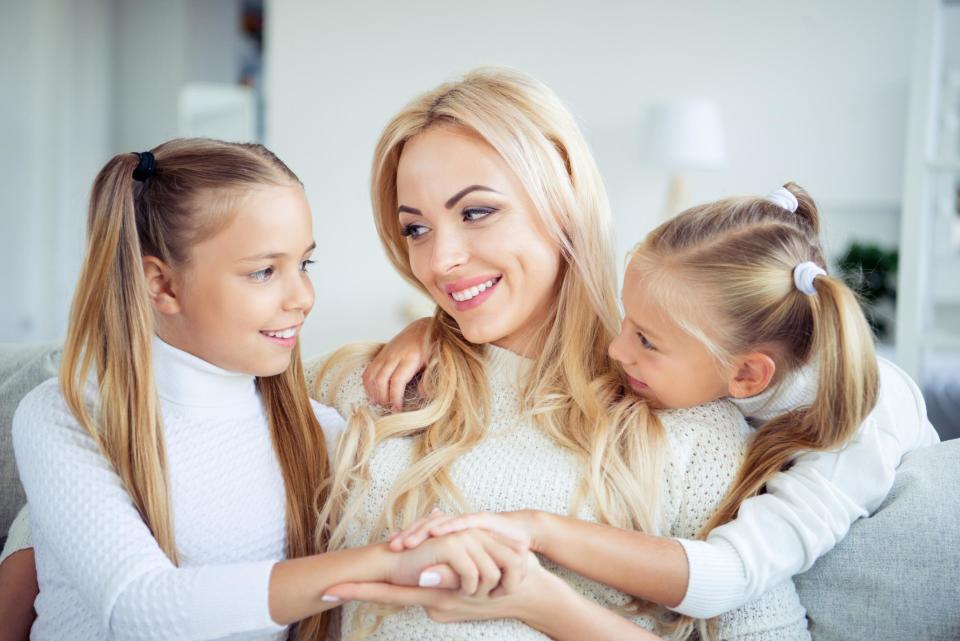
[400,223,429,239]
[300,259,315,272]
[463,207,497,222]
[250,267,274,283]
[638,333,656,351]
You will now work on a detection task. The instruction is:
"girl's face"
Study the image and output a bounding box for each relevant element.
[608,268,730,409]
[157,184,316,376]
[396,126,562,356]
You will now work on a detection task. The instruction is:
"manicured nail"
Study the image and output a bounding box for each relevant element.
[419,571,442,587]
[321,595,340,603]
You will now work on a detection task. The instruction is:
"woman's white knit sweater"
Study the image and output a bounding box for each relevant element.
[310,345,809,641]
[12,337,344,641]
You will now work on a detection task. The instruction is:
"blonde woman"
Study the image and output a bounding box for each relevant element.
[309,69,808,640]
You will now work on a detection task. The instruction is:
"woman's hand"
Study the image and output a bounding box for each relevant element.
[363,317,432,410]
[324,554,665,640]
[388,509,540,553]
[388,527,528,598]
[324,552,549,623]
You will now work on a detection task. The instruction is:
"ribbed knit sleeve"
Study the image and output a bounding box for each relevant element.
[12,380,284,640]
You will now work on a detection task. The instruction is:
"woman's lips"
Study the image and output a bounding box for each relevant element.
[445,275,502,312]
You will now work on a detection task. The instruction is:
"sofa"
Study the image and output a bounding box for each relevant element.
[1,343,958,640]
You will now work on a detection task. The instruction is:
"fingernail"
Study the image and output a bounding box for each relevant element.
[321,595,340,603]
[419,571,442,587]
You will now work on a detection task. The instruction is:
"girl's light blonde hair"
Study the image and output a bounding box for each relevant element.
[630,182,879,534]
[61,138,329,640]
[313,68,674,638]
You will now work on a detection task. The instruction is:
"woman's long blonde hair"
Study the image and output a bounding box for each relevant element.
[312,68,673,637]
[61,138,329,639]
[630,182,879,533]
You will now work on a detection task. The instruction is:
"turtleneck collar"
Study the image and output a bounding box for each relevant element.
[485,343,534,381]
[728,359,818,425]
[152,336,260,415]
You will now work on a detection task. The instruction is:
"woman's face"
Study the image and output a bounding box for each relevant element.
[396,125,562,356]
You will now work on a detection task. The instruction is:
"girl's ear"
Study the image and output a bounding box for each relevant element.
[728,351,777,399]
[142,256,180,315]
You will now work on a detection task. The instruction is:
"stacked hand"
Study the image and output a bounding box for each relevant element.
[323,509,553,624]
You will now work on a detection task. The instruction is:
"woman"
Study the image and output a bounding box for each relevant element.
[309,68,808,640]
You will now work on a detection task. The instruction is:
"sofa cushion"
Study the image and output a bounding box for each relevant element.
[795,438,960,641]
[0,344,61,544]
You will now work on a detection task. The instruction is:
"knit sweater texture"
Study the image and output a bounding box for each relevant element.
[309,345,809,641]
[13,337,344,640]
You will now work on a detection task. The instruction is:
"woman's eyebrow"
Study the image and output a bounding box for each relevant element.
[444,185,501,209]
[398,205,422,216]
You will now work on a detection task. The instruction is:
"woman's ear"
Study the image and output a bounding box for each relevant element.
[728,352,777,399]
[142,256,180,315]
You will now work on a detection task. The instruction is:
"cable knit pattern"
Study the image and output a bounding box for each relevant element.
[13,337,345,641]
[307,346,809,641]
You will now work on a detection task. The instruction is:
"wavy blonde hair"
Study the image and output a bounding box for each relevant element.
[310,68,674,639]
[61,138,329,640]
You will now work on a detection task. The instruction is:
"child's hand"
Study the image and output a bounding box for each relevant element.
[363,317,432,411]
[388,528,527,598]
[388,509,537,553]
[325,552,548,622]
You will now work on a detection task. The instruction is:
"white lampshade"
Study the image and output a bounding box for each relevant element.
[646,99,726,170]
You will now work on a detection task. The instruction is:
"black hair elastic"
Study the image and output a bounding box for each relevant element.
[132,151,156,182]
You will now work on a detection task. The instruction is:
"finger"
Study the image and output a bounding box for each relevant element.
[399,512,456,550]
[390,356,423,411]
[440,537,479,596]
[479,534,525,595]
[374,362,400,409]
[323,582,446,607]
[430,514,528,546]
[416,563,460,590]
[389,509,446,551]
[466,538,502,598]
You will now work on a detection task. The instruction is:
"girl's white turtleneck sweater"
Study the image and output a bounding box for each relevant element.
[12,337,344,641]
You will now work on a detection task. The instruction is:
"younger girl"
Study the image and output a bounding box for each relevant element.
[8,139,528,640]
[360,182,938,619]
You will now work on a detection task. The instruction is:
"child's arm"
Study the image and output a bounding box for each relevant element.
[395,358,940,619]
[13,383,520,637]
[323,552,664,641]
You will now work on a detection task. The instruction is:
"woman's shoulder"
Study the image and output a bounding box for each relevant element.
[656,399,751,451]
[304,342,381,416]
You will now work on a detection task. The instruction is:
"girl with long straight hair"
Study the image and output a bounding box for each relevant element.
[9,138,528,641]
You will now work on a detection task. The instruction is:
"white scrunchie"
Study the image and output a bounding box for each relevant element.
[793,261,826,295]
[766,187,799,213]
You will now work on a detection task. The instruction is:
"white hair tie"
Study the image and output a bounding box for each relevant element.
[793,261,825,295]
[766,187,799,213]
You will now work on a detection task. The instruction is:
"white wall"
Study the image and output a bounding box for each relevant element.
[0,0,114,343]
[266,0,917,355]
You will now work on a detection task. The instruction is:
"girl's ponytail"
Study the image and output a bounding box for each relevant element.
[60,151,178,560]
[702,273,878,533]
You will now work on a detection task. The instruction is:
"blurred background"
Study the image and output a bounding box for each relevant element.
[1,0,958,436]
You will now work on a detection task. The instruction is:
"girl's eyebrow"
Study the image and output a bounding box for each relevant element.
[239,241,317,262]
[626,315,663,341]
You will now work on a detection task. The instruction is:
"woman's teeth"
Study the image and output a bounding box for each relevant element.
[451,278,499,302]
[263,327,296,339]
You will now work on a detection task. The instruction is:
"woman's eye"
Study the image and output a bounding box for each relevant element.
[250,267,274,283]
[638,333,656,351]
[300,259,315,272]
[463,207,497,222]
[400,223,429,239]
